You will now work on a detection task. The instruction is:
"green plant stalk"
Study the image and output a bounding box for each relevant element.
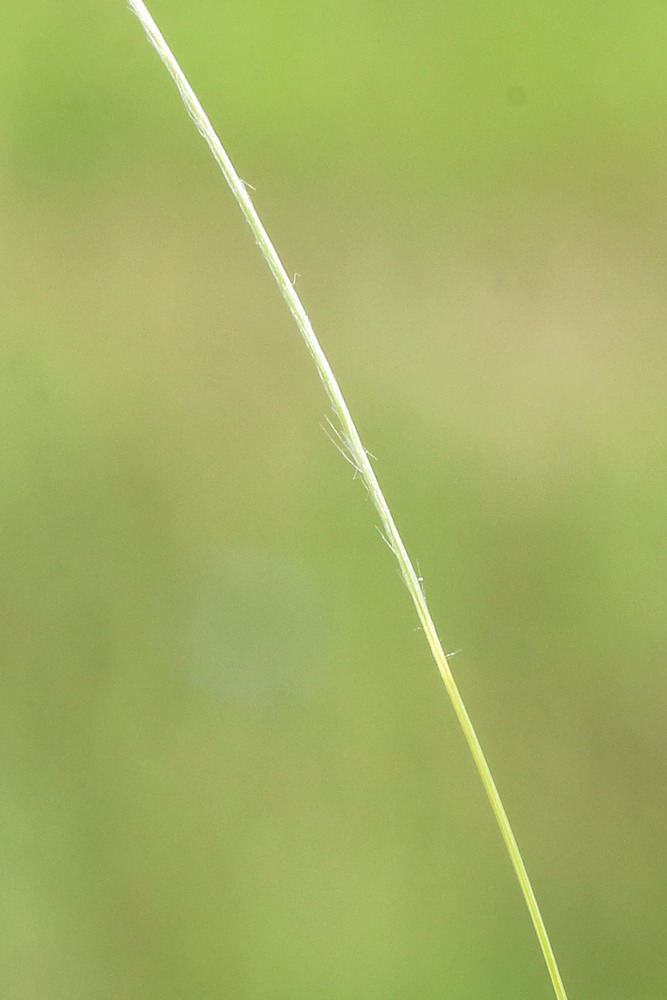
[126,3,569,997]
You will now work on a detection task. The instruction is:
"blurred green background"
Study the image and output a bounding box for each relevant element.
[2,1,666,997]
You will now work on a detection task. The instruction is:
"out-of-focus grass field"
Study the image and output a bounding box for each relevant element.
[2,2,666,997]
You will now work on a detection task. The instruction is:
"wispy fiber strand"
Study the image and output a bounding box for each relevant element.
[125,3,569,997]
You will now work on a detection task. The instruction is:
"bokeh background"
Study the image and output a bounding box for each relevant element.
[2,2,666,997]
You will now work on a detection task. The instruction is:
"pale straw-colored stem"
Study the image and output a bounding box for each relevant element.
[126,3,569,997]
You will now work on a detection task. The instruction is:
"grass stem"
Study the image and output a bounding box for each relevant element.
[126,3,570,997]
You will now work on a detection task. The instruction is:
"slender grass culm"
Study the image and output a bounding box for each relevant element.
[126,3,570,997]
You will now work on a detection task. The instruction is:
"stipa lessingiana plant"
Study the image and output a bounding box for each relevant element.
[126,3,570,997]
